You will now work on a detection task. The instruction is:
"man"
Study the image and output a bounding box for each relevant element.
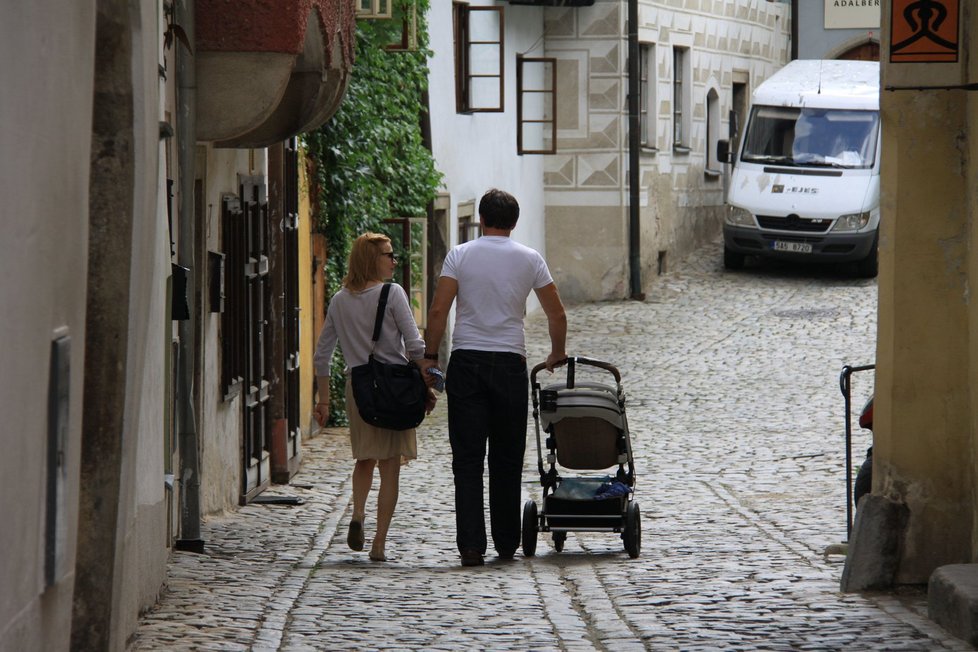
[421,189,567,567]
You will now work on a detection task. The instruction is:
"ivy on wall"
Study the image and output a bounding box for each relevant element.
[304,2,441,425]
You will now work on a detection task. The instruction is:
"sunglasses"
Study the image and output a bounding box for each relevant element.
[379,252,396,260]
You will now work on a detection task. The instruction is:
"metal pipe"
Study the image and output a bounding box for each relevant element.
[839,363,875,542]
[174,0,204,552]
[627,0,642,299]
[840,366,854,541]
[790,0,798,61]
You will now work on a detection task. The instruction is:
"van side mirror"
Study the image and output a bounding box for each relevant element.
[717,139,730,164]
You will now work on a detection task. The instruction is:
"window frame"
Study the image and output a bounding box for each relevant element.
[453,2,505,113]
[457,200,481,244]
[356,0,392,19]
[672,46,691,152]
[705,87,721,176]
[382,216,429,327]
[640,43,657,150]
[516,55,557,155]
[384,0,419,52]
[220,194,245,401]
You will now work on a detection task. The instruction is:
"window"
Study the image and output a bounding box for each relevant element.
[672,47,690,150]
[706,88,720,175]
[453,2,504,113]
[383,217,428,327]
[357,0,392,19]
[220,194,245,400]
[358,1,419,50]
[384,1,420,52]
[517,55,557,154]
[731,80,748,157]
[640,44,656,149]
[457,201,480,243]
[741,106,879,169]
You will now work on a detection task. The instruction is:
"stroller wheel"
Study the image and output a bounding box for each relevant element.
[522,500,538,557]
[623,500,641,559]
[552,531,566,552]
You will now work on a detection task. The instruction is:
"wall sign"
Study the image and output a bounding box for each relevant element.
[889,0,959,63]
[824,0,881,30]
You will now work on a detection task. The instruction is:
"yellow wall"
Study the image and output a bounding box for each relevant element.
[871,2,977,582]
[298,147,315,437]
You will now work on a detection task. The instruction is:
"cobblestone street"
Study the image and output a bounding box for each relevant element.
[130,239,972,651]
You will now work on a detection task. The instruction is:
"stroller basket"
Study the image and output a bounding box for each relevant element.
[523,357,641,558]
[546,477,627,529]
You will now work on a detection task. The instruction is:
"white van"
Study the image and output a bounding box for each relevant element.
[720,59,881,277]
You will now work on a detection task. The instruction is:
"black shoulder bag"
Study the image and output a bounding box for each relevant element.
[350,283,427,430]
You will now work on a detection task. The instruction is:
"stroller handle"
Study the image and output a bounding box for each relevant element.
[530,356,621,386]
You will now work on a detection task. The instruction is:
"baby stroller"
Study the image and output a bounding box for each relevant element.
[522,356,640,558]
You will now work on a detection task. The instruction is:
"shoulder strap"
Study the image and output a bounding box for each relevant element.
[370,282,393,343]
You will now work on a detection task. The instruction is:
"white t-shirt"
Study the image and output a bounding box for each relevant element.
[441,235,554,357]
[313,283,424,375]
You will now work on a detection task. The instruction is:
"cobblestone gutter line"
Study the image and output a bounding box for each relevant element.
[130,239,975,651]
[252,473,352,648]
[130,429,352,650]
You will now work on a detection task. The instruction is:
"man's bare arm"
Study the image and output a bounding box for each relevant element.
[534,282,567,371]
[421,276,458,372]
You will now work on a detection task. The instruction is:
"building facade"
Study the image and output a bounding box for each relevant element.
[425,0,551,329]
[427,1,791,305]
[1,1,353,650]
[544,1,791,302]
[848,0,975,594]
[795,0,880,60]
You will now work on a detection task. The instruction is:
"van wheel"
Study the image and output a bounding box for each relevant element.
[855,237,879,278]
[724,247,745,270]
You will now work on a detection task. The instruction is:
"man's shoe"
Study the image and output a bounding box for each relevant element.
[460,549,484,567]
[497,550,516,561]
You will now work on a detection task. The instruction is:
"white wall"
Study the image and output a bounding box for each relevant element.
[198,146,269,514]
[0,2,96,649]
[114,1,171,638]
[426,1,549,314]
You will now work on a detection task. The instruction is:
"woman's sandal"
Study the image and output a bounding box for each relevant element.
[347,520,364,551]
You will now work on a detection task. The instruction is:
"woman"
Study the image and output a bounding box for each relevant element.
[313,233,435,562]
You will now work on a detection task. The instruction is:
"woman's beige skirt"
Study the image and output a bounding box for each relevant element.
[344,376,418,461]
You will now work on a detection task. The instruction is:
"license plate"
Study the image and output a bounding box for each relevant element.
[772,240,812,253]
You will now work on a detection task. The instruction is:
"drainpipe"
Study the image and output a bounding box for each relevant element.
[627,0,642,299]
[790,0,798,61]
[174,0,204,552]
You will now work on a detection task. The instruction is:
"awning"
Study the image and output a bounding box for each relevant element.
[195,0,355,147]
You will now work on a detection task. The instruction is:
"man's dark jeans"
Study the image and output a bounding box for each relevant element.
[446,349,528,556]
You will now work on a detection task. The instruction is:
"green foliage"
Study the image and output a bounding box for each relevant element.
[304,2,441,425]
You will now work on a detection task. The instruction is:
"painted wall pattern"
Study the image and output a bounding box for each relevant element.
[541,1,790,302]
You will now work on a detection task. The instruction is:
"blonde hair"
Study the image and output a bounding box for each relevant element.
[343,232,390,291]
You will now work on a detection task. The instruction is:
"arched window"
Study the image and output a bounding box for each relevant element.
[838,41,880,61]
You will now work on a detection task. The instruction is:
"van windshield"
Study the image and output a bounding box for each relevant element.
[740,106,879,169]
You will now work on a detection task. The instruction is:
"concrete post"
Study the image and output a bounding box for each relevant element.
[71,1,134,648]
